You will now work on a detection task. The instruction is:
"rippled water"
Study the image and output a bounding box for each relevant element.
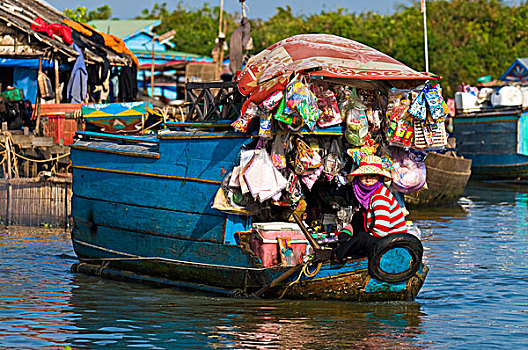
[0,182,527,349]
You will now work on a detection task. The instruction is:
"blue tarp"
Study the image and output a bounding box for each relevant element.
[13,68,37,104]
[0,58,70,70]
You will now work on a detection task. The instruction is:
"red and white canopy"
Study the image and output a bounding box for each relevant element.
[238,34,434,101]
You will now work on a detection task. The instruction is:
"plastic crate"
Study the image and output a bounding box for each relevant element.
[45,116,78,145]
[1,88,24,102]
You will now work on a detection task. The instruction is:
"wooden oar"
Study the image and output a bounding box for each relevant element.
[253,263,304,298]
[292,213,321,250]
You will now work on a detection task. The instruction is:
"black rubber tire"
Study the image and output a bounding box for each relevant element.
[368,233,423,283]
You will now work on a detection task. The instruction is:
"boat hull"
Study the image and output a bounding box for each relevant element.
[70,241,428,302]
[454,108,528,180]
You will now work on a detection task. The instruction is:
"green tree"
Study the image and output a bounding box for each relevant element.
[66,0,528,96]
[64,5,113,23]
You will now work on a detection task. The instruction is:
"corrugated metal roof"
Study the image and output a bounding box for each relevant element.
[88,20,161,39]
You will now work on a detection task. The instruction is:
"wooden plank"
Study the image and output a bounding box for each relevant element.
[0,177,72,227]
[32,137,54,147]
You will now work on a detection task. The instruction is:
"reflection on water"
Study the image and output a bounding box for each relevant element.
[68,280,424,349]
[0,183,527,349]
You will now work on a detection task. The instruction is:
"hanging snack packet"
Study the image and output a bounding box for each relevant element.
[408,87,427,121]
[259,111,273,139]
[424,83,446,121]
[270,134,287,169]
[260,90,284,111]
[386,89,411,121]
[312,86,342,128]
[232,102,259,132]
[274,92,295,125]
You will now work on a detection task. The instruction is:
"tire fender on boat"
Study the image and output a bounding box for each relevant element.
[368,233,423,283]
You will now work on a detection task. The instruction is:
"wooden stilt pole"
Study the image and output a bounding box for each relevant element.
[5,137,11,227]
[54,57,60,103]
[151,34,155,98]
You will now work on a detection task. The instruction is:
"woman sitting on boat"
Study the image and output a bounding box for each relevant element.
[335,155,407,261]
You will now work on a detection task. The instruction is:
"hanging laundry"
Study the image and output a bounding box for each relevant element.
[66,43,88,103]
[118,65,138,102]
[31,17,73,45]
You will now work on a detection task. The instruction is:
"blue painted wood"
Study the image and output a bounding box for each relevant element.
[73,196,226,243]
[71,140,160,158]
[224,215,251,245]
[72,169,221,216]
[72,220,252,268]
[72,134,251,182]
[76,130,159,144]
[454,109,528,179]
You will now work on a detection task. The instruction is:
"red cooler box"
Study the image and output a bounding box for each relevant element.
[250,222,308,267]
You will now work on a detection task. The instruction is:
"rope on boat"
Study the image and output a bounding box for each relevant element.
[278,261,322,299]
[1,130,71,179]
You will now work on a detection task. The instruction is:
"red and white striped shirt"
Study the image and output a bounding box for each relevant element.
[365,185,407,238]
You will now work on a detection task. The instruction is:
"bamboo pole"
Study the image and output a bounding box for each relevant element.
[422,0,429,72]
[151,34,155,98]
[64,182,69,228]
[5,137,11,227]
[54,57,60,103]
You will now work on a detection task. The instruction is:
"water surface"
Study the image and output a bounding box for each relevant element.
[0,182,526,349]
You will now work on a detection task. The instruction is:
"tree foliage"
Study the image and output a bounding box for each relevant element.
[70,0,528,95]
[64,5,112,23]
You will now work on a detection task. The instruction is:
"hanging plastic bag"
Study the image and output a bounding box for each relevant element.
[243,150,288,202]
[390,148,427,194]
[344,109,368,146]
[312,85,342,127]
[285,170,303,203]
[270,134,287,169]
[323,139,345,176]
[211,187,250,215]
[285,79,319,130]
[301,165,323,190]
[293,138,322,175]
[239,149,256,194]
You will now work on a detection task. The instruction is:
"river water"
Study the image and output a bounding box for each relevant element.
[0,182,527,349]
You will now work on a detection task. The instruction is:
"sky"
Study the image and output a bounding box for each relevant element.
[46,0,416,20]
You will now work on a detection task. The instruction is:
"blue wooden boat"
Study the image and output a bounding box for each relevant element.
[69,126,428,301]
[453,106,528,180]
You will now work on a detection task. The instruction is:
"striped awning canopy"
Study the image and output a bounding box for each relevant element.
[238,34,436,101]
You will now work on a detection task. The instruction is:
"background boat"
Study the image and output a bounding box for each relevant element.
[453,106,528,181]
[405,151,472,206]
